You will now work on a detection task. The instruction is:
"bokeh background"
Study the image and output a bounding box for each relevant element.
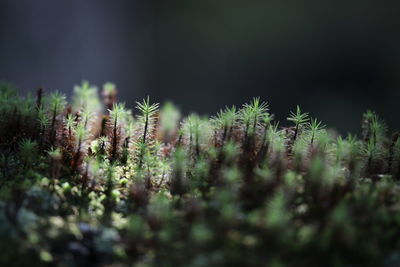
[0,0,399,133]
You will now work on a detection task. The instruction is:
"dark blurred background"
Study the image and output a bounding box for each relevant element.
[0,0,399,133]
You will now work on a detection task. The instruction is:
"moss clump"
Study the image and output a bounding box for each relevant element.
[0,81,399,266]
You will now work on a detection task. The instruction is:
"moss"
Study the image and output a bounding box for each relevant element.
[0,81,399,266]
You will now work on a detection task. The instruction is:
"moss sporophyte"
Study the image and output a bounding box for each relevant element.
[0,81,399,266]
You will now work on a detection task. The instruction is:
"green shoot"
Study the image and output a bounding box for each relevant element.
[136,96,159,144]
[308,117,325,145]
[159,102,181,143]
[19,139,37,169]
[135,97,159,168]
[287,105,309,141]
[65,113,75,138]
[212,105,237,143]
[47,91,66,146]
[239,97,269,137]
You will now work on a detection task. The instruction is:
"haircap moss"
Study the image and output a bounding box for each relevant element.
[0,81,398,266]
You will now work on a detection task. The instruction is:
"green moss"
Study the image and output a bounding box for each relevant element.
[0,81,399,266]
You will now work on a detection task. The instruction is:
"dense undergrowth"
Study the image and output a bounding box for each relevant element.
[0,81,400,266]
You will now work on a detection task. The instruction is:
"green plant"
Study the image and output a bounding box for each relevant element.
[109,103,126,162]
[159,102,181,144]
[19,139,37,169]
[287,105,309,141]
[47,91,67,146]
[135,97,159,169]
[0,81,399,267]
[239,97,268,138]
[211,105,237,144]
[136,97,159,144]
[308,117,325,145]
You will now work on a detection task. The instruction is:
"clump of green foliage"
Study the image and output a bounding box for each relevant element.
[0,81,399,266]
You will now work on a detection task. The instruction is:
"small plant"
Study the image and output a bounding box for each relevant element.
[0,81,399,266]
[308,117,325,145]
[47,91,67,146]
[159,102,180,144]
[19,139,37,169]
[211,105,237,144]
[136,96,159,144]
[108,103,126,162]
[135,96,159,169]
[102,82,118,112]
[239,97,268,138]
[287,105,309,141]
